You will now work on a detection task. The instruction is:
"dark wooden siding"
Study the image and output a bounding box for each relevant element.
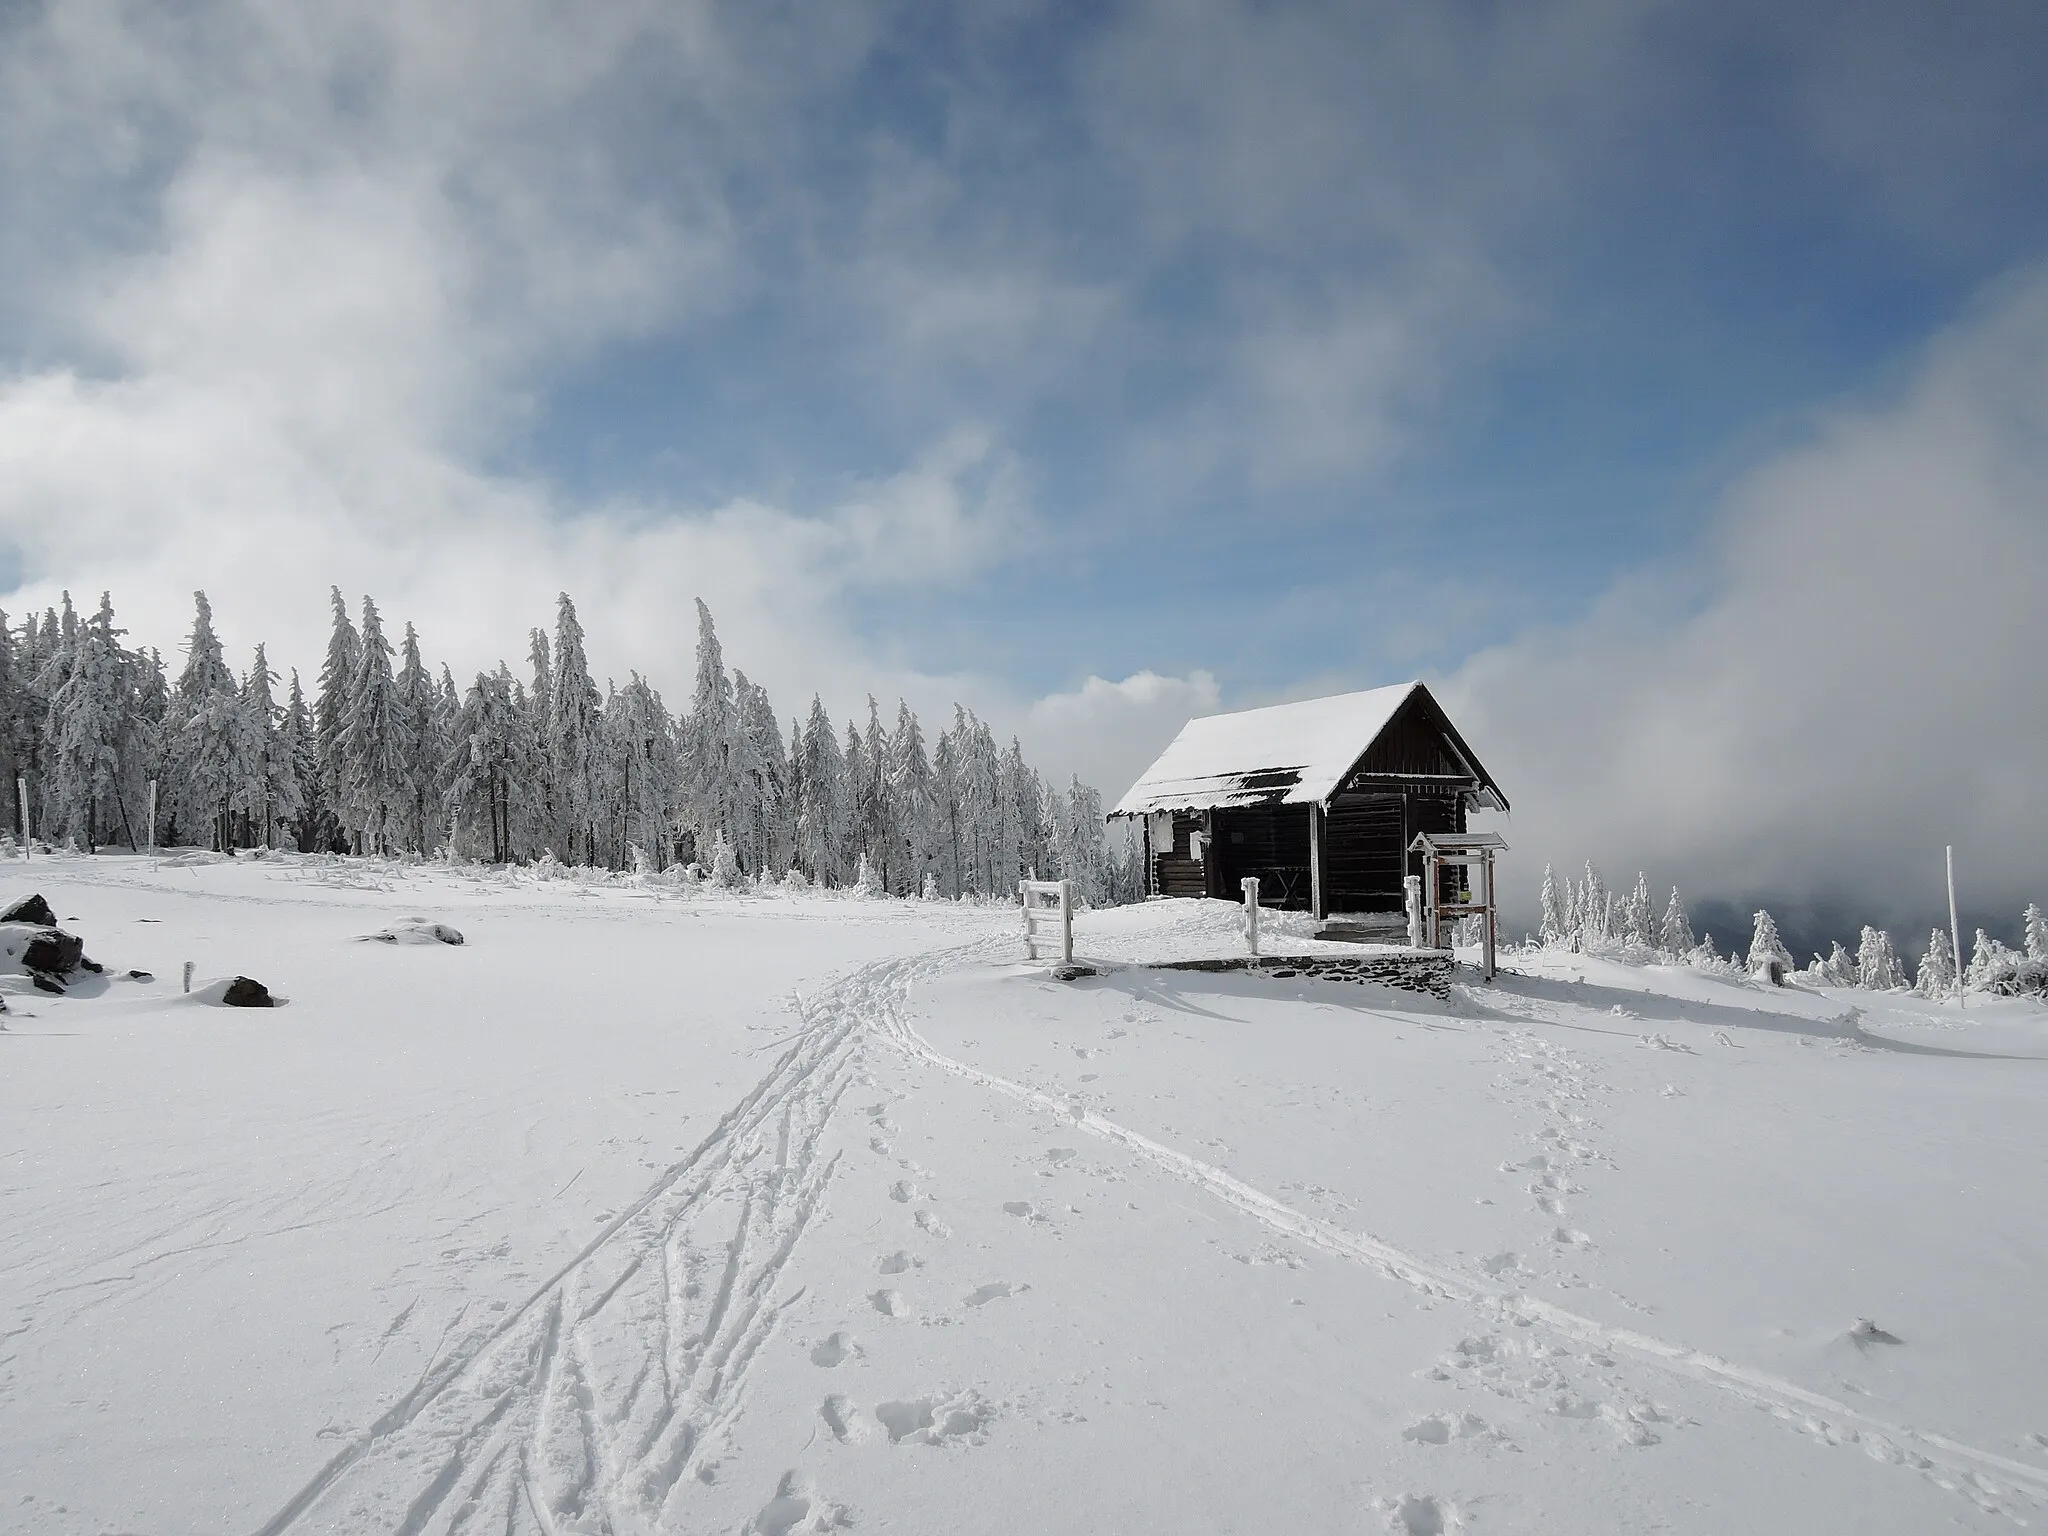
[1153,811,1211,899]
[1324,792,1404,911]
[1212,805,1314,909]
[1350,692,1472,779]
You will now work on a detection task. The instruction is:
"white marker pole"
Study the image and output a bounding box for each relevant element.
[1946,845,1964,1010]
[1242,876,1261,958]
[16,777,27,860]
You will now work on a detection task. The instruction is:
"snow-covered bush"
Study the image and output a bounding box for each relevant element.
[1984,954,2048,998]
[2027,903,2048,964]
[1966,929,2015,991]
[1747,910,1793,984]
[853,851,883,898]
[782,867,809,891]
[708,831,742,889]
[921,871,940,902]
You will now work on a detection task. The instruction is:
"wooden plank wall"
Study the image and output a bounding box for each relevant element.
[1211,805,1313,908]
[1152,810,1211,898]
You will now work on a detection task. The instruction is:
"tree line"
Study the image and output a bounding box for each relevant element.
[1535,860,2048,997]
[0,588,1138,903]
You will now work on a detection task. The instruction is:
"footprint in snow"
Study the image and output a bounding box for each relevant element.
[874,1392,994,1446]
[1402,1412,1501,1446]
[877,1251,918,1275]
[870,1288,910,1318]
[810,1331,860,1368]
[1379,1492,1461,1534]
[915,1209,952,1239]
[752,1470,847,1536]
[889,1180,920,1203]
[820,1394,871,1444]
[1044,1147,1077,1165]
[1003,1201,1047,1223]
[964,1281,1020,1307]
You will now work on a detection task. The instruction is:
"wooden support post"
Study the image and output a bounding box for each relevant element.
[1242,876,1260,957]
[1481,849,1497,981]
[1059,879,1074,968]
[1308,803,1325,921]
[1020,880,1037,960]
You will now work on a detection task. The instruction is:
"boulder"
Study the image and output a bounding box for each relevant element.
[22,928,83,976]
[221,976,275,1008]
[0,894,56,927]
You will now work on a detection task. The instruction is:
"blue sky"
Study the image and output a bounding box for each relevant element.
[2,0,2046,939]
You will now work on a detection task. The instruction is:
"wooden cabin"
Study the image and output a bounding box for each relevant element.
[1108,683,1508,921]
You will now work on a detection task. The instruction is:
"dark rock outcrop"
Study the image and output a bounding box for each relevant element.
[221,976,275,1008]
[22,929,83,977]
[0,894,57,927]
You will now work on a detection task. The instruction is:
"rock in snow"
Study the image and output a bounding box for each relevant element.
[220,976,276,1008]
[0,893,58,926]
[362,919,465,946]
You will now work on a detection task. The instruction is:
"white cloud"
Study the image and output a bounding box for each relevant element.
[1025,670,1222,805]
[1442,269,2048,936]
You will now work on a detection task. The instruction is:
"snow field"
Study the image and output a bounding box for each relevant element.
[2,861,2045,1533]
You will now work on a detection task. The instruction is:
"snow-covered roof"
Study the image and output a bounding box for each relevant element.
[1111,682,1437,817]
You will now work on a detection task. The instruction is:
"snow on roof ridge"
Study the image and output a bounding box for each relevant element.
[1111,681,1424,817]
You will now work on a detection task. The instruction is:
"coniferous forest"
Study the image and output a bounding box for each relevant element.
[0,587,1137,903]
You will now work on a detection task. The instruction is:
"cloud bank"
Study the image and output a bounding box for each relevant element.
[1445,271,2048,942]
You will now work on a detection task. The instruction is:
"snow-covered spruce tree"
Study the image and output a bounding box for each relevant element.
[2022,903,2048,963]
[277,670,317,850]
[233,645,283,847]
[1624,873,1656,950]
[890,700,937,897]
[1058,777,1109,905]
[853,848,882,897]
[931,715,964,897]
[849,696,896,891]
[311,586,361,852]
[732,670,788,877]
[998,737,1044,892]
[1577,862,1610,947]
[45,592,140,850]
[1818,941,1857,986]
[680,599,738,865]
[1537,864,1567,948]
[960,711,1001,895]
[338,597,410,853]
[605,672,678,870]
[1915,928,1958,999]
[546,594,602,865]
[395,623,443,854]
[169,592,251,851]
[1747,909,1793,984]
[1658,887,1694,957]
[1856,926,1906,991]
[796,695,848,885]
[445,667,532,864]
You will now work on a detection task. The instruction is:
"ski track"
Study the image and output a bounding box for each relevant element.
[249,951,902,1536]
[253,939,2048,1532]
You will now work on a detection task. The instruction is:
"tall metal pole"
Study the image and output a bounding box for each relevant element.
[1946,845,1964,1009]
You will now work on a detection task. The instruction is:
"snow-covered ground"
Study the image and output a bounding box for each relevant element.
[3,859,2044,1534]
